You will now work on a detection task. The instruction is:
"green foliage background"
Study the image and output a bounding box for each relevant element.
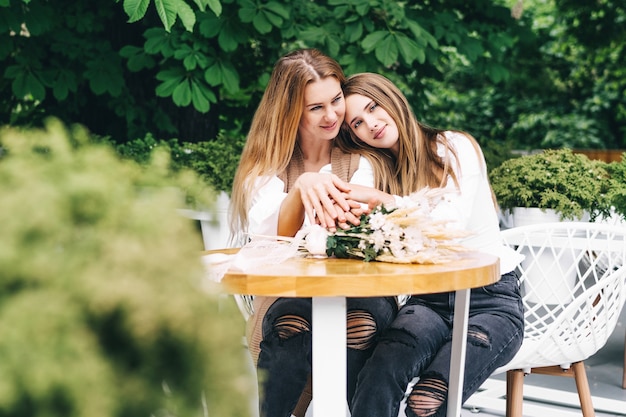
[0,119,251,417]
[3,0,624,190]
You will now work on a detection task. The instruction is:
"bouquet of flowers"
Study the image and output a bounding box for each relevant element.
[303,188,470,264]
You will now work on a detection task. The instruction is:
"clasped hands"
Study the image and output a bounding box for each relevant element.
[294,172,392,232]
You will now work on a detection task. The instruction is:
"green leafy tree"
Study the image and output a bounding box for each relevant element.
[1,0,530,144]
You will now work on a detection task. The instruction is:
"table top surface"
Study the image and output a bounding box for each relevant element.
[206,248,500,297]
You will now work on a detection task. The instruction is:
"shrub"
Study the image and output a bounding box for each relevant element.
[489,148,612,221]
[115,131,245,195]
[0,119,252,417]
[603,152,626,220]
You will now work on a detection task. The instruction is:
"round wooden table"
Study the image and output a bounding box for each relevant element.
[209,249,500,417]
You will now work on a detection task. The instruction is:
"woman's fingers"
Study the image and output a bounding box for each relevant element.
[295,173,353,227]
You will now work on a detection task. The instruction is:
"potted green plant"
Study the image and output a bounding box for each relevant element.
[489,148,612,227]
[490,149,615,300]
[599,153,626,225]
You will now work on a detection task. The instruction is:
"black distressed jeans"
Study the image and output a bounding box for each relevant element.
[350,271,524,417]
[256,296,398,417]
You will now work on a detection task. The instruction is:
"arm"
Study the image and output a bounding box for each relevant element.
[429,133,486,229]
[247,176,288,237]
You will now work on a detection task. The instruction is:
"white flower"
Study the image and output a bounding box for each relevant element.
[370,230,387,251]
[369,211,387,230]
[304,225,329,256]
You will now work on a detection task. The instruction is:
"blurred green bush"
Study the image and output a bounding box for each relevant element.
[113,131,245,195]
[0,119,251,417]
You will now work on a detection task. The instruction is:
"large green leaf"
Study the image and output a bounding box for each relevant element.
[252,11,271,34]
[458,37,483,61]
[172,78,192,106]
[143,27,174,56]
[52,69,78,101]
[238,0,256,22]
[12,72,46,101]
[206,0,222,16]
[375,35,398,67]
[204,59,239,92]
[345,22,363,43]
[406,20,437,49]
[218,21,242,52]
[123,0,150,23]
[394,32,424,65]
[198,12,220,37]
[219,61,240,93]
[175,0,196,32]
[155,68,186,96]
[85,60,124,97]
[362,30,387,52]
[154,0,178,31]
[190,78,216,112]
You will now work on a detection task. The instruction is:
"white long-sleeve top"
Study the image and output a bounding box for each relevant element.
[392,131,522,274]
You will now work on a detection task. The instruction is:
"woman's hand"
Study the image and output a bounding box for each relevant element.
[293,173,352,228]
[345,184,395,207]
[319,200,368,232]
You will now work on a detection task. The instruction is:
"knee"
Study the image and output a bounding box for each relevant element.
[406,375,447,417]
[467,325,490,348]
[273,314,310,340]
[346,309,377,350]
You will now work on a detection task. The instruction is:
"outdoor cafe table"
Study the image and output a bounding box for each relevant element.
[209,248,500,417]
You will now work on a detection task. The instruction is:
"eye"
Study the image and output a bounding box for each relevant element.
[353,120,362,129]
[332,96,343,104]
[369,103,378,112]
[309,105,322,111]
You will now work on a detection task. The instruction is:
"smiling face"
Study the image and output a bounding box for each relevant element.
[345,93,400,155]
[298,77,345,142]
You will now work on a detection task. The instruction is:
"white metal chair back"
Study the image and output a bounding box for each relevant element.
[497,221,626,372]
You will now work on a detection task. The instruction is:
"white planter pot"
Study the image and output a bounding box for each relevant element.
[509,207,589,227]
[179,191,231,250]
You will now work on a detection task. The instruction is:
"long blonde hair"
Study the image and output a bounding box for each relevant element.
[337,73,465,196]
[230,49,346,237]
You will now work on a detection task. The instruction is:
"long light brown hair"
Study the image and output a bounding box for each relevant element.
[229,49,346,238]
[337,72,472,196]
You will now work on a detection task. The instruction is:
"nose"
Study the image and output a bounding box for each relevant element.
[324,107,337,122]
[365,115,378,131]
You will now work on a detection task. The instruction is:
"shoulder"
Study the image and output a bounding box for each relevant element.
[440,131,486,173]
[442,131,476,151]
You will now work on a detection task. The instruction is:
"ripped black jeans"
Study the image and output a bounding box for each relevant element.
[350,271,524,417]
[257,296,397,417]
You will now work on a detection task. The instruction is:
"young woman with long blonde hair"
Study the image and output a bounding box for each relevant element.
[334,73,524,417]
[229,52,397,417]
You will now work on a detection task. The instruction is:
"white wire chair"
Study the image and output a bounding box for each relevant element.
[493,222,626,417]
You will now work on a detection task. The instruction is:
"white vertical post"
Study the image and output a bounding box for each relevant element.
[448,288,471,417]
[311,296,347,417]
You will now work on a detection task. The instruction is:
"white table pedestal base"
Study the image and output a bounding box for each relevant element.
[312,297,347,417]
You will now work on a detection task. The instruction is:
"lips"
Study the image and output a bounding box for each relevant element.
[374,125,386,139]
[322,121,338,131]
